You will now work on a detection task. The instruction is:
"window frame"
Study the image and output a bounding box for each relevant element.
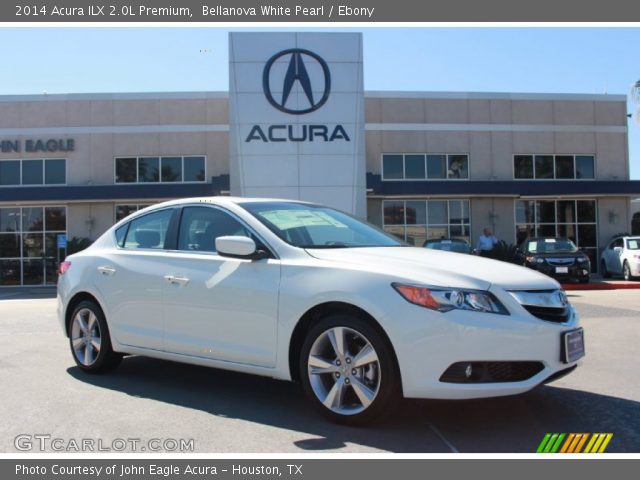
[113,155,207,185]
[512,154,596,180]
[381,153,470,181]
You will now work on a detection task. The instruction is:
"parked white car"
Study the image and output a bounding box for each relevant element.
[600,236,640,281]
[57,197,584,424]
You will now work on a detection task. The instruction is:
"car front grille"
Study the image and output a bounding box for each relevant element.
[546,257,576,266]
[508,289,572,324]
[440,361,545,383]
[522,305,571,323]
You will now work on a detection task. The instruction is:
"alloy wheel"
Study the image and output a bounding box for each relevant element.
[70,308,102,366]
[624,263,631,281]
[307,326,381,415]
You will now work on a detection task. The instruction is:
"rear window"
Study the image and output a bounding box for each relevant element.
[122,209,173,250]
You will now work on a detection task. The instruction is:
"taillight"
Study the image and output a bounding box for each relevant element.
[58,261,72,275]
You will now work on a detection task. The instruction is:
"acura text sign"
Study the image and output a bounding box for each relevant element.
[229,32,366,217]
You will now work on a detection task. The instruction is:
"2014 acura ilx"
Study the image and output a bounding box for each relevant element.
[57,197,584,424]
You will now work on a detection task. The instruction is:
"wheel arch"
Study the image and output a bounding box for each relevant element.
[64,291,105,337]
[287,301,401,387]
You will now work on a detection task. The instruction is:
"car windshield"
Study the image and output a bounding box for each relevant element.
[424,239,470,253]
[527,238,578,254]
[241,202,404,248]
[627,238,640,250]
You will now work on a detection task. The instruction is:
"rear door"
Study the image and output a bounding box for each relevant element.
[94,207,176,350]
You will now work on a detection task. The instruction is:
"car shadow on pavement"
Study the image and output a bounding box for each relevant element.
[67,356,639,453]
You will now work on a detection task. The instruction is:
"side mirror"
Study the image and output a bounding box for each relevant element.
[215,236,268,260]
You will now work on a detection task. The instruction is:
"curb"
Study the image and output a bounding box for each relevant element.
[562,282,640,291]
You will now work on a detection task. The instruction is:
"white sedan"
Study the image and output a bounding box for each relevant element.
[600,236,640,281]
[57,197,584,424]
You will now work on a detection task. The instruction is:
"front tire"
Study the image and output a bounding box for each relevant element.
[299,314,400,425]
[69,300,122,374]
[623,261,635,281]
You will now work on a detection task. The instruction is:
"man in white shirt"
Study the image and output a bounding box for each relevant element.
[477,227,498,257]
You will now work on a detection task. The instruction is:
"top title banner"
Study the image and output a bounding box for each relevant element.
[4,0,640,22]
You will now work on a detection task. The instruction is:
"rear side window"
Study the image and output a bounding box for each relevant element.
[177,206,250,253]
[123,209,173,250]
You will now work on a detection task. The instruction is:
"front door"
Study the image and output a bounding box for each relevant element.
[161,206,280,367]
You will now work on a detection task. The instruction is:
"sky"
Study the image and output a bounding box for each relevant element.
[0,27,638,178]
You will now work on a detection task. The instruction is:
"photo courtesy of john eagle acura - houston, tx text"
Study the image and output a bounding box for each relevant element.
[57,197,585,424]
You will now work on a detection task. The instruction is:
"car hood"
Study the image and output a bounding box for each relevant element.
[305,246,559,291]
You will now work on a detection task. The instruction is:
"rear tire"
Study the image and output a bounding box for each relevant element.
[299,314,400,425]
[69,300,122,374]
[601,260,611,279]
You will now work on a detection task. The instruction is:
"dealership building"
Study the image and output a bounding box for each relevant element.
[1,31,639,285]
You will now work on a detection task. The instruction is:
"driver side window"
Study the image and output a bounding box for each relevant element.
[177,206,250,253]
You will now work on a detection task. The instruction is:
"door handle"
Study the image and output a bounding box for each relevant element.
[97,265,116,276]
[164,275,190,286]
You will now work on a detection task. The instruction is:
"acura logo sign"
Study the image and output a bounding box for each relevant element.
[262,48,331,114]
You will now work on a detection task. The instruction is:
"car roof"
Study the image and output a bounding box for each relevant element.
[151,196,315,208]
[425,238,469,243]
[526,237,573,241]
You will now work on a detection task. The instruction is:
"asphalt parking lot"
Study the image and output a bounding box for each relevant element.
[0,288,638,453]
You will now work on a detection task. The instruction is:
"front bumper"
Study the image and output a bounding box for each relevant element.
[528,263,590,282]
[383,289,582,400]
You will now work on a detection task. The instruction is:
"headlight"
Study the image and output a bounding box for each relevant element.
[392,283,509,315]
[525,256,544,264]
[577,257,589,263]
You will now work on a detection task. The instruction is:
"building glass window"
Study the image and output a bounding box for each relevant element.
[514,154,595,180]
[555,155,574,179]
[0,159,66,186]
[44,159,66,184]
[382,155,403,179]
[382,154,469,180]
[382,199,471,247]
[515,199,597,271]
[448,155,469,179]
[514,155,534,179]
[115,156,206,184]
[426,155,446,179]
[576,156,595,179]
[183,156,206,182]
[404,155,426,179]
[115,157,137,183]
[161,157,182,182]
[0,206,66,286]
[535,155,554,179]
[138,157,159,183]
[22,159,43,185]
[115,204,153,222]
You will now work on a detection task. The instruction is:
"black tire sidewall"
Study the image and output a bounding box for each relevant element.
[298,314,400,425]
[69,300,120,373]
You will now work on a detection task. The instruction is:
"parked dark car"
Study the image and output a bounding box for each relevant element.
[423,238,474,254]
[517,237,590,283]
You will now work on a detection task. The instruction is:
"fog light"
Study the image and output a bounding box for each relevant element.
[465,364,473,379]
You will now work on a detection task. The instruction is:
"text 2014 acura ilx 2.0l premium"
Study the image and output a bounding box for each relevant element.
[57,197,585,423]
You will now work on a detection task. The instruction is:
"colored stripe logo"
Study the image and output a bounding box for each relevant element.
[537,433,613,453]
